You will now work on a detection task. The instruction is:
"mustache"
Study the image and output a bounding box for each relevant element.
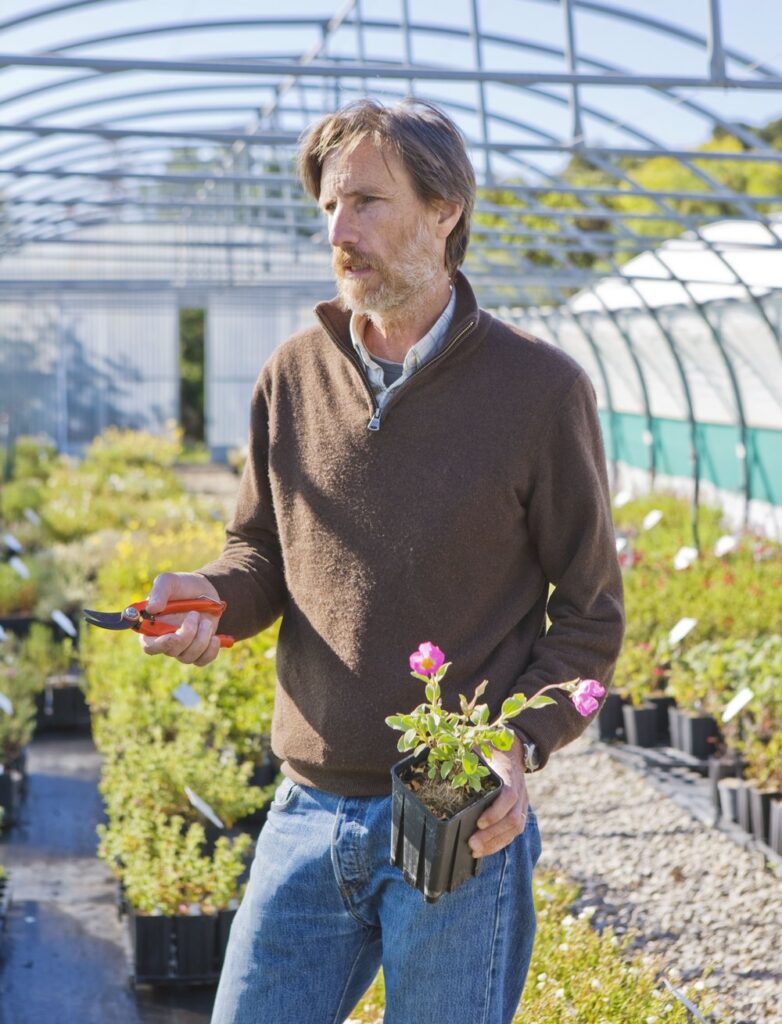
[332,248,378,273]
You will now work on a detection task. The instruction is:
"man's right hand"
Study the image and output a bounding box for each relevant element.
[140,572,224,667]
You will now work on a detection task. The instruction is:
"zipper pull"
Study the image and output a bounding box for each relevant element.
[367,407,381,431]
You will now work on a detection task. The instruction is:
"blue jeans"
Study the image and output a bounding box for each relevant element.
[211,777,542,1024]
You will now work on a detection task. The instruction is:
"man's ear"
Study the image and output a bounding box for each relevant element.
[433,198,463,240]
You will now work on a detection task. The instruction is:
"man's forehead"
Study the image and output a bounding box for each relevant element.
[319,140,403,195]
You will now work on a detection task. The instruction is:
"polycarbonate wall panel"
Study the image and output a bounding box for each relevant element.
[206,289,326,452]
[710,299,782,429]
[0,297,62,442]
[0,293,178,450]
[58,296,179,446]
[616,309,688,421]
[655,306,739,425]
[579,312,646,415]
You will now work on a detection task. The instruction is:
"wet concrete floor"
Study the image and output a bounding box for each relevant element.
[0,732,215,1024]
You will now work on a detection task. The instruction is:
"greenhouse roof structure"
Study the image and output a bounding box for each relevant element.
[0,0,781,530]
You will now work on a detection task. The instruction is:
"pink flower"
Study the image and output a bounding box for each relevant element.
[409,642,445,675]
[571,678,605,717]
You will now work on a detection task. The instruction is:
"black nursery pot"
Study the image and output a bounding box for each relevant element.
[678,713,720,761]
[0,764,25,827]
[129,912,174,980]
[390,750,503,904]
[34,678,90,732]
[668,707,683,751]
[173,913,218,979]
[737,781,753,834]
[646,695,676,745]
[621,703,658,748]
[749,786,780,846]
[594,690,625,741]
[769,799,782,857]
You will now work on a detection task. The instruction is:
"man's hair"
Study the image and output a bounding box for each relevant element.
[298,98,476,277]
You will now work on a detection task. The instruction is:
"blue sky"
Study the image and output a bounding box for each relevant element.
[1,0,781,183]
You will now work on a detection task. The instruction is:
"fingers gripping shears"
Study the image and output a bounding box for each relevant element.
[83,599,235,648]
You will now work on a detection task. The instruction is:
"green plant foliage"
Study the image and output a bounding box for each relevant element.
[99,811,251,915]
[0,560,40,616]
[0,642,38,765]
[345,872,706,1024]
[667,635,782,787]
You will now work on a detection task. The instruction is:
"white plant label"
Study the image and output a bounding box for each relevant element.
[8,556,29,579]
[722,687,754,723]
[642,509,663,531]
[173,682,201,708]
[668,617,698,647]
[184,787,224,830]
[0,692,13,716]
[673,546,698,571]
[264,646,277,660]
[51,609,77,638]
[615,537,628,554]
[3,533,22,553]
[0,625,6,642]
[613,490,631,508]
[714,535,737,558]
[23,507,42,525]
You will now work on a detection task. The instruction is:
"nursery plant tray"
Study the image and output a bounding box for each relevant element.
[125,901,236,987]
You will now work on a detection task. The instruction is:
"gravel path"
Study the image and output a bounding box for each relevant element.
[527,736,781,1024]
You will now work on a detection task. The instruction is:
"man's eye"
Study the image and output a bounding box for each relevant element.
[359,196,376,205]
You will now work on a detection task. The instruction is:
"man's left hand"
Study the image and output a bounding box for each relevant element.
[468,735,529,858]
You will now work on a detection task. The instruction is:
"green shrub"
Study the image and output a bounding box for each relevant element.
[98,811,252,915]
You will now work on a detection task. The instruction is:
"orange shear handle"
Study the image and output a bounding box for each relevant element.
[130,599,235,648]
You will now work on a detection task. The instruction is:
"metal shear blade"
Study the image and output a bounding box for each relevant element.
[83,608,137,630]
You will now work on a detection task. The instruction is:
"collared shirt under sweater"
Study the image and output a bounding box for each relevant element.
[198,272,625,796]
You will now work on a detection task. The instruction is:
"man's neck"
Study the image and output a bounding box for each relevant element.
[361,276,453,363]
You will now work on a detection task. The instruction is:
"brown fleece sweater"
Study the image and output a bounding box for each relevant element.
[198,272,625,796]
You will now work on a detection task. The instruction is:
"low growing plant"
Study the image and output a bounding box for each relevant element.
[386,642,603,804]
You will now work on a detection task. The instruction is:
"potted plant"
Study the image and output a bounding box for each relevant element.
[386,642,604,902]
[0,642,38,826]
[100,810,252,983]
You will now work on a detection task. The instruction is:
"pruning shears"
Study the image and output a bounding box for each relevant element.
[83,599,235,648]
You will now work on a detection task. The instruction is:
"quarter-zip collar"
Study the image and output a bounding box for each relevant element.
[315,270,483,371]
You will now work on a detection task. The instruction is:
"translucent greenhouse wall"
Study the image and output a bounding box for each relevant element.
[517,292,782,537]
[0,292,179,451]
[205,287,332,460]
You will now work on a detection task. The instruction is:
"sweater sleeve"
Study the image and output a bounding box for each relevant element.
[196,376,288,640]
[508,370,625,768]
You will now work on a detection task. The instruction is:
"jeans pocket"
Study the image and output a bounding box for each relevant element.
[526,806,542,867]
[269,776,300,812]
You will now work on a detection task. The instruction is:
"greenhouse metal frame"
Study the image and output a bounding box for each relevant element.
[0,0,781,537]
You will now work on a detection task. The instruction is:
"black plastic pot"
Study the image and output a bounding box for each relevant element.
[217,907,237,962]
[769,799,782,857]
[0,872,10,939]
[749,786,780,846]
[390,750,503,904]
[593,691,625,741]
[737,781,753,834]
[708,754,742,819]
[129,912,174,980]
[0,763,24,827]
[34,677,90,732]
[0,615,37,639]
[668,707,682,751]
[678,713,720,761]
[173,913,218,978]
[621,703,658,748]
[717,777,742,824]
[646,695,676,745]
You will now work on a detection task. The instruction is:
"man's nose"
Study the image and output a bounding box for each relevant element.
[328,204,359,249]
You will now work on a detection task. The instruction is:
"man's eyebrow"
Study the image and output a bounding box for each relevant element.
[319,185,391,204]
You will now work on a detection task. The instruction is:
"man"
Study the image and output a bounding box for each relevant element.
[143,99,624,1024]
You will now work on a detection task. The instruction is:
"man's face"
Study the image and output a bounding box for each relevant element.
[318,139,445,315]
